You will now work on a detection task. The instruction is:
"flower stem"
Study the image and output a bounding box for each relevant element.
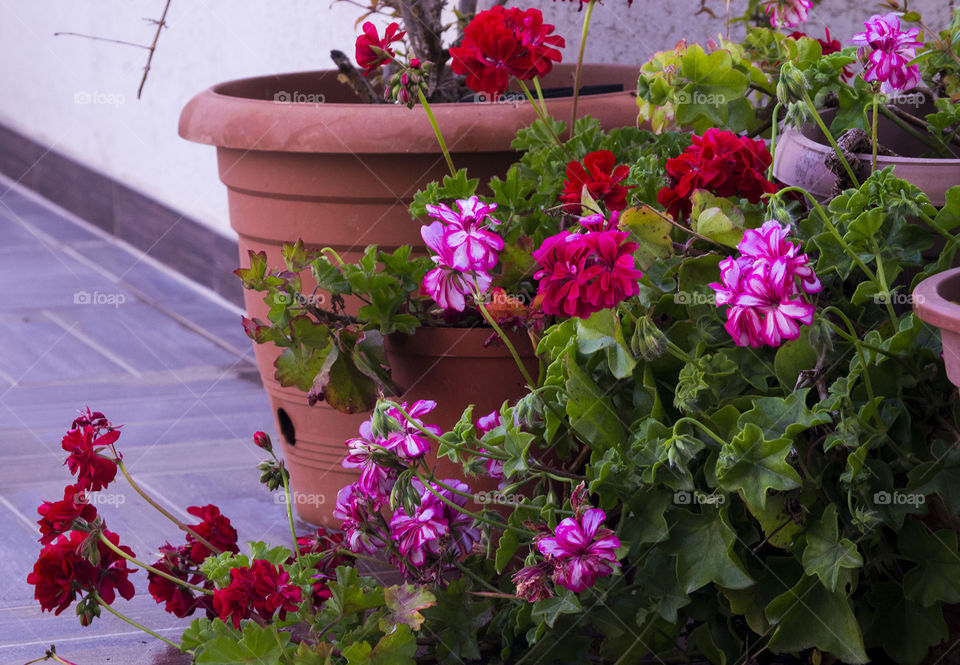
[569,0,596,139]
[112,455,223,557]
[278,455,301,561]
[802,94,859,187]
[474,293,536,388]
[871,93,880,173]
[94,592,182,649]
[416,88,456,177]
[97,533,213,595]
[767,102,781,181]
[517,80,571,156]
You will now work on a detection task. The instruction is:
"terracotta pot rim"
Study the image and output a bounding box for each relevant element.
[914,268,960,333]
[178,64,639,154]
[781,124,960,166]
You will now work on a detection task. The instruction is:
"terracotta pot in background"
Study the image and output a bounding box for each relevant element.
[772,107,960,206]
[178,64,636,524]
[914,268,960,389]
[272,326,538,525]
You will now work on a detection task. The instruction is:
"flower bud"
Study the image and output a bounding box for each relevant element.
[777,62,809,107]
[253,431,272,451]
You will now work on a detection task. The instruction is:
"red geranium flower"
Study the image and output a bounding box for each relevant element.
[292,528,345,604]
[28,531,94,615]
[213,560,303,628]
[38,485,98,545]
[560,150,633,212]
[61,426,119,492]
[185,504,240,563]
[28,529,136,616]
[355,21,405,77]
[148,543,215,619]
[450,6,564,99]
[657,129,777,221]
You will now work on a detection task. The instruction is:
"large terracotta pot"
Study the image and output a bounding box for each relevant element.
[772,108,960,206]
[178,65,636,524]
[913,268,960,389]
[272,326,538,525]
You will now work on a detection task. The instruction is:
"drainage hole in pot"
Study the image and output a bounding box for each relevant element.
[277,408,296,446]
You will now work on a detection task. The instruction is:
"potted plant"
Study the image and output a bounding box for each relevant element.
[27,111,960,665]
[636,0,960,205]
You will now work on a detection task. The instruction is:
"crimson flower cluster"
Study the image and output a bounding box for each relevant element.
[657,129,778,222]
[560,150,633,213]
[147,504,240,619]
[533,221,642,319]
[850,12,923,94]
[709,220,821,348]
[421,197,503,312]
[29,411,136,624]
[213,559,303,629]
[292,528,344,605]
[450,6,564,99]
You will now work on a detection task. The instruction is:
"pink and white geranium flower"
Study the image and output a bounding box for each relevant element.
[333,484,388,555]
[765,0,812,29]
[421,219,495,312]
[710,221,819,348]
[425,196,503,271]
[849,13,923,94]
[385,399,441,459]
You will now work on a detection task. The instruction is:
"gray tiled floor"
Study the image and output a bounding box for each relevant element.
[0,176,289,664]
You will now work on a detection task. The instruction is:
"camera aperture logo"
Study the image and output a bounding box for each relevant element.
[873,491,925,507]
[274,91,326,105]
[675,90,727,106]
[74,291,126,307]
[74,90,126,107]
[476,491,522,506]
[275,491,326,506]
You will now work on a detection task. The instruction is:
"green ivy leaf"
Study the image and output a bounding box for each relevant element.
[716,424,801,511]
[531,589,582,628]
[765,575,868,664]
[196,623,290,665]
[865,582,947,665]
[327,566,386,616]
[668,509,753,593]
[343,625,417,665]
[422,580,490,665]
[619,205,673,269]
[576,310,636,380]
[565,355,626,453]
[801,505,863,592]
[899,520,960,607]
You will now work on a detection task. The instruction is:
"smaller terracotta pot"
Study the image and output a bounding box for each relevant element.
[773,108,960,206]
[913,268,960,388]
[273,326,538,525]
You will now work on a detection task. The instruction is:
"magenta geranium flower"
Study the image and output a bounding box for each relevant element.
[765,0,812,29]
[342,420,396,501]
[709,221,819,348]
[388,479,480,567]
[421,221,494,312]
[425,196,503,271]
[533,230,642,319]
[536,508,620,592]
[333,484,387,555]
[850,13,922,94]
[385,399,441,459]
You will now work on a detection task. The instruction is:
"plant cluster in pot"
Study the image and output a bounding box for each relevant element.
[177,2,642,477]
[636,0,960,205]
[26,3,960,664]
[223,0,655,525]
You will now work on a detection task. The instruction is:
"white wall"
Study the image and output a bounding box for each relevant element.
[0,1,954,239]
